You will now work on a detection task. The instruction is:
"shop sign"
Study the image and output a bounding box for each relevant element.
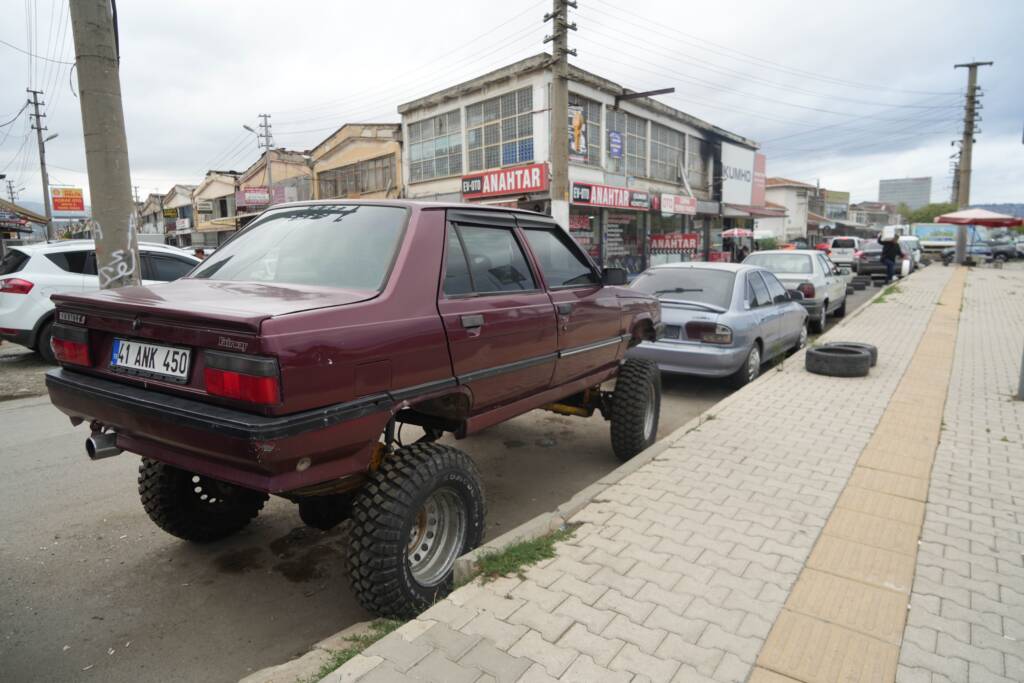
[196,200,214,213]
[176,217,191,231]
[752,153,767,206]
[236,186,270,206]
[51,187,85,212]
[568,105,588,163]
[461,163,548,199]
[658,193,697,216]
[162,208,177,218]
[0,210,28,230]
[608,131,623,159]
[721,143,755,205]
[696,200,720,215]
[650,232,699,253]
[708,251,733,263]
[571,182,649,210]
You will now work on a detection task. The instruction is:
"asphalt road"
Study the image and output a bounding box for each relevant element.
[0,283,874,683]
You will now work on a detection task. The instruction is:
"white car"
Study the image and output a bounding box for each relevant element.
[742,249,849,333]
[898,235,923,269]
[827,236,861,268]
[0,240,199,362]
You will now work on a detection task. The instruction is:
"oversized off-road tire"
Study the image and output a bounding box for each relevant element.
[298,494,352,531]
[823,342,877,367]
[610,358,661,462]
[809,304,828,333]
[138,459,268,542]
[729,343,762,389]
[349,442,485,618]
[805,346,871,378]
[36,321,56,364]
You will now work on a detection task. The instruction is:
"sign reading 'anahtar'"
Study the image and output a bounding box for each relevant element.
[461,163,548,199]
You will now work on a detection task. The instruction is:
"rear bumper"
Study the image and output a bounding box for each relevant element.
[0,328,33,347]
[627,340,747,377]
[45,368,393,493]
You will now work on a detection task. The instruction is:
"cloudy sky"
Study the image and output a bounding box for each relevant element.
[2,0,1022,208]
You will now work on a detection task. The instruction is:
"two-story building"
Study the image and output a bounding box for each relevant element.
[192,170,241,248]
[234,149,313,223]
[311,123,402,200]
[763,177,815,242]
[397,53,760,272]
[138,193,172,236]
[162,184,197,247]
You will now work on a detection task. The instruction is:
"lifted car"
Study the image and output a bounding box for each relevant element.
[45,200,661,617]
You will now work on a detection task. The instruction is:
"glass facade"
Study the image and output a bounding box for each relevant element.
[408,111,462,182]
[466,87,534,172]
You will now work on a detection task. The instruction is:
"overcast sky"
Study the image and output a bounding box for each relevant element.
[2,0,1022,208]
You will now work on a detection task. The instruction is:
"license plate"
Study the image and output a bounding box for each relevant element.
[110,338,191,382]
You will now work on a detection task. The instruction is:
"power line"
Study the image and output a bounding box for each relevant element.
[0,36,75,65]
[0,103,30,128]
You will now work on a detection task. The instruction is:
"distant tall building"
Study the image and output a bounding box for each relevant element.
[879,177,932,210]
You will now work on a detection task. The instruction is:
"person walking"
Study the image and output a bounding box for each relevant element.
[879,234,901,284]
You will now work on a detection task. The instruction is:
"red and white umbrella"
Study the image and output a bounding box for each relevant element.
[722,228,753,238]
[933,208,1023,227]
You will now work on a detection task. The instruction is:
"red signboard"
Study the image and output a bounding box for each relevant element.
[752,153,767,206]
[708,251,733,263]
[657,193,697,216]
[461,163,548,199]
[51,187,85,212]
[650,232,699,252]
[571,182,649,210]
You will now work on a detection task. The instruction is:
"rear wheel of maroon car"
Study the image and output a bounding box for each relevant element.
[610,359,661,462]
[348,442,485,618]
[138,459,269,543]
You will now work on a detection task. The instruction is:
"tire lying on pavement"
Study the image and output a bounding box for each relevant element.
[852,281,867,290]
[822,342,878,367]
[805,345,871,377]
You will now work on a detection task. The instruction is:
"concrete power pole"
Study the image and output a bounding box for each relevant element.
[27,89,55,239]
[544,0,576,229]
[69,0,140,288]
[953,60,992,264]
[258,113,274,194]
[6,180,17,202]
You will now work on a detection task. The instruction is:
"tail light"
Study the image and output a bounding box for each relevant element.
[203,350,280,405]
[51,324,91,367]
[685,321,733,345]
[855,250,865,261]
[1,277,34,294]
[797,282,816,299]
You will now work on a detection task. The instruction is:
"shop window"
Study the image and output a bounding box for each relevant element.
[446,225,536,294]
[568,93,601,167]
[606,108,647,178]
[650,123,684,183]
[522,229,597,288]
[687,135,710,191]
[604,212,645,275]
[408,111,462,182]
[467,87,534,172]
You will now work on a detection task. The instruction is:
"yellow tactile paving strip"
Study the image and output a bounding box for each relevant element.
[753,267,967,683]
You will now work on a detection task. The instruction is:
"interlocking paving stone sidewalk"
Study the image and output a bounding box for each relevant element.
[897,265,1024,683]
[324,264,981,683]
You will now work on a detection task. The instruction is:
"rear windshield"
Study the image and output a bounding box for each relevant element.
[0,249,29,275]
[630,268,735,309]
[192,205,407,290]
[743,253,813,274]
[832,239,856,249]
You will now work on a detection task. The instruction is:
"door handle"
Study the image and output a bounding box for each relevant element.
[556,303,573,315]
[461,314,484,329]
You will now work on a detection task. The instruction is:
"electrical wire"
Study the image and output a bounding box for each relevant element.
[0,37,75,65]
[0,103,30,128]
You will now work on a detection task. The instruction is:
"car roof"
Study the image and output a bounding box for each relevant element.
[746,249,820,256]
[260,198,552,218]
[15,239,197,257]
[648,261,766,275]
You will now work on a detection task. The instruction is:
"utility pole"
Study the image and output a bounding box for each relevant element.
[544,0,576,229]
[27,89,55,239]
[953,60,992,264]
[69,0,140,288]
[6,180,17,202]
[258,113,274,195]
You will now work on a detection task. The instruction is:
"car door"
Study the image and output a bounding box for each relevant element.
[816,253,842,310]
[518,216,624,386]
[745,271,780,353]
[760,271,800,351]
[436,212,558,410]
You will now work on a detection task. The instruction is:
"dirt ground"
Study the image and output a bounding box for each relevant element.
[0,343,48,401]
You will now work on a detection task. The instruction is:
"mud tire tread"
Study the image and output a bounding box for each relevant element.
[610,358,661,462]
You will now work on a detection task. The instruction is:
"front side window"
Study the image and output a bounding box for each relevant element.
[467,87,534,172]
[408,110,462,182]
[650,123,685,183]
[192,205,407,291]
[523,229,597,288]
[448,225,535,294]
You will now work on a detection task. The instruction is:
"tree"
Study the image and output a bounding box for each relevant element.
[906,202,958,224]
[896,203,912,221]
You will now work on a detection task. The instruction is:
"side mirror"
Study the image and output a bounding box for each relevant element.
[788,289,804,301]
[839,266,851,275]
[601,267,628,286]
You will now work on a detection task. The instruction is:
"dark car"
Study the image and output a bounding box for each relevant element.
[855,241,914,279]
[44,200,661,617]
[941,242,995,265]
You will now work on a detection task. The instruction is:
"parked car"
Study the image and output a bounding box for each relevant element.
[856,240,915,279]
[626,263,808,387]
[0,240,199,362]
[987,237,1018,262]
[1015,236,1024,258]
[898,235,924,268]
[941,242,995,265]
[44,200,662,617]
[827,236,861,269]
[742,249,847,333]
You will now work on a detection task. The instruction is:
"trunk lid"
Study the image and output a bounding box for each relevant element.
[658,301,723,342]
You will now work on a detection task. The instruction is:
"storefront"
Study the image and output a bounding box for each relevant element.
[570,181,650,275]
[460,162,549,211]
[649,193,698,265]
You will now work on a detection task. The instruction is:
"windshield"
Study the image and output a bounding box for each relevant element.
[192,205,407,290]
[743,253,813,274]
[630,268,735,308]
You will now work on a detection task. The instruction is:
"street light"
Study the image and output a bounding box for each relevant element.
[44,133,58,143]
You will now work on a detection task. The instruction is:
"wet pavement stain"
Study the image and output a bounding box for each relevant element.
[273,544,339,583]
[503,439,527,448]
[214,546,264,574]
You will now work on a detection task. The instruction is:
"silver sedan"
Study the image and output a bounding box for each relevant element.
[626,262,808,387]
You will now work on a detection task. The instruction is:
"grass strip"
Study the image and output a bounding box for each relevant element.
[873,283,903,304]
[474,526,577,583]
[300,619,403,683]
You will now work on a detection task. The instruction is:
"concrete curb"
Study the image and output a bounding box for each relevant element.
[238,621,375,683]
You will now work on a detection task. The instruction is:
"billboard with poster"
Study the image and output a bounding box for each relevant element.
[720,143,755,205]
[51,187,85,213]
[568,105,587,163]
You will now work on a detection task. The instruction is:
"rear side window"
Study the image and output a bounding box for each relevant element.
[146,254,195,281]
[442,228,473,296]
[0,249,29,275]
[45,250,92,274]
[449,225,536,294]
[761,271,788,303]
[747,273,772,307]
[522,229,597,288]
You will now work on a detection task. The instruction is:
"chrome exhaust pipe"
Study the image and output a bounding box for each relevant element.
[86,432,122,460]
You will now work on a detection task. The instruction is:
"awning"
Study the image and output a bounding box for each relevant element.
[195,216,239,232]
[723,203,787,218]
[722,228,753,238]
[933,208,1023,227]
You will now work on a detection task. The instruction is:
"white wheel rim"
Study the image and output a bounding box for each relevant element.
[642,381,656,442]
[408,488,467,587]
[799,325,808,348]
[748,348,760,381]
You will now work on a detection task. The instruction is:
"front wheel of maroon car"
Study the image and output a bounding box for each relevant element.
[610,358,662,462]
[348,442,486,618]
[138,459,269,543]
